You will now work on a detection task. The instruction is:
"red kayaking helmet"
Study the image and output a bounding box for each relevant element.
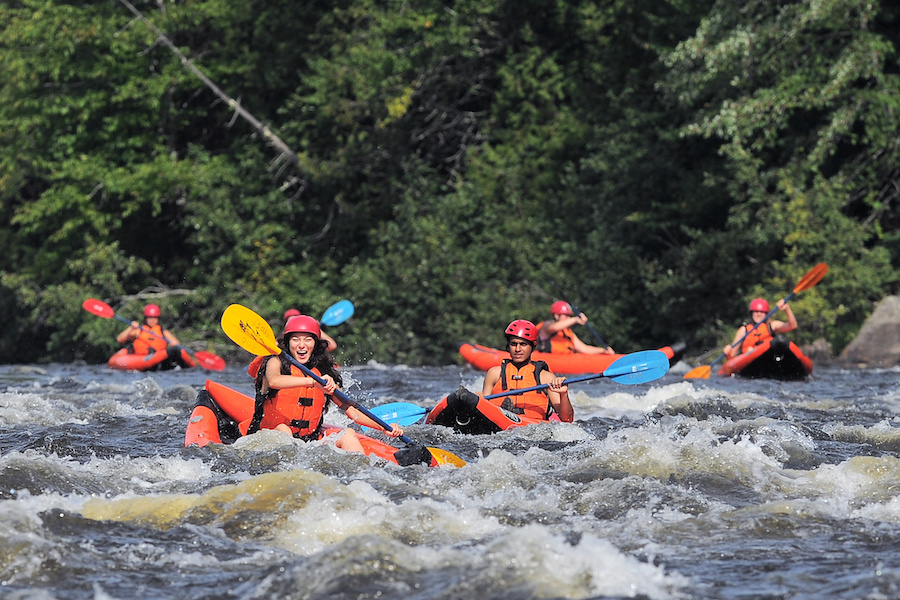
[505,319,537,343]
[284,315,320,340]
[748,298,770,313]
[143,304,161,317]
[550,300,574,316]
[283,308,301,320]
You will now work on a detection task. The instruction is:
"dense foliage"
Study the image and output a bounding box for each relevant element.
[1,0,897,366]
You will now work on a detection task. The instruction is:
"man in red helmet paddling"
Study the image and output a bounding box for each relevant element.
[536,300,615,355]
[480,319,574,422]
[724,298,797,359]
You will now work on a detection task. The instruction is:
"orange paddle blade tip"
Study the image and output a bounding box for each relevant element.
[683,365,712,379]
[428,447,466,467]
[82,298,114,318]
[794,263,828,292]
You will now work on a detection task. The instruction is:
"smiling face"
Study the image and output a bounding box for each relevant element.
[287,333,318,364]
[750,310,767,324]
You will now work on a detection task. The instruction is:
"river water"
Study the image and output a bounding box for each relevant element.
[1,358,899,600]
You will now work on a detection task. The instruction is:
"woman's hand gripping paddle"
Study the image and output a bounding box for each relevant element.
[683,263,828,379]
[220,304,465,467]
[82,299,226,371]
[369,350,670,425]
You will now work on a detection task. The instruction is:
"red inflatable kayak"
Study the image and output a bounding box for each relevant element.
[719,335,813,380]
[425,387,562,435]
[184,380,436,466]
[459,342,685,375]
[108,347,197,371]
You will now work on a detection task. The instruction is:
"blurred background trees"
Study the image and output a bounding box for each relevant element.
[1,0,897,365]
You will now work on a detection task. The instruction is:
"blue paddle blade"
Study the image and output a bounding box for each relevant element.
[320,300,354,327]
[368,401,428,427]
[602,350,670,385]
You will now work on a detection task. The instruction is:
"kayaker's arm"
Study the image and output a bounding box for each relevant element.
[481,366,501,396]
[541,371,573,423]
[163,329,181,346]
[771,299,797,334]
[345,406,403,437]
[569,330,615,355]
[117,321,141,343]
[539,314,584,336]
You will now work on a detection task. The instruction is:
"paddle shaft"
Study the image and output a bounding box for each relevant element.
[484,372,606,400]
[110,313,173,344]
[279,351,414,444]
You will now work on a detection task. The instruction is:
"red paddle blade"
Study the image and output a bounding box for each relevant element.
[794,263,828,293]
[82,298,114,319]
[195,351,226,371]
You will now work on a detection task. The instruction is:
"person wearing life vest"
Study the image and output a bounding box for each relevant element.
[481,319,574,422]
[115,303,193,369]
[245,314,403,452]
[283,308,337,352]
[117,304,182,352]
[724,297,797,358]
[535,301,615,355]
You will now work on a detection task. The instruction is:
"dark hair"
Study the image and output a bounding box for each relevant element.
[279,335,342,387]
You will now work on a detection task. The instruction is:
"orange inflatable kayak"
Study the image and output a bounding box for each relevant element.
[425,387,561,435]
[719,335,813,380]
[107,347,197,371]
[459,341,685,375]
[184,380,437,466]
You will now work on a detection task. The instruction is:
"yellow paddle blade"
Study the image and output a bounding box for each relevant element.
[427,447,466,467]
[794,262,828,293]
[221,304,281,357]
[683,365,712,379]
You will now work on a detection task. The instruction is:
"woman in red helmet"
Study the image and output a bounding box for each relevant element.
[115,304,192,369]
[535,301,615,355]
[480,319,574,422]
[724,297,797,358]
[245,314,402,452]
[283,308,337,352]
[117,304,182,351]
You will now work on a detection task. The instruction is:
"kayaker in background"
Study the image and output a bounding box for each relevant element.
[481,319,574,422]
[283,308,337,352]
[114,303,190,363]
[245,314,402,450]
[116,304,181,348]
[535,301,615,355]
[724,298,797,358]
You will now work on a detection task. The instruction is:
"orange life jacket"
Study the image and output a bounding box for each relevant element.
[489,359,552,420]
[132,324,168,354]
[535,322,576,354]
[740,322,773,354]
[244,355,328,438]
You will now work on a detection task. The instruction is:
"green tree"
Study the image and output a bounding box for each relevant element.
[656,0,900,351]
